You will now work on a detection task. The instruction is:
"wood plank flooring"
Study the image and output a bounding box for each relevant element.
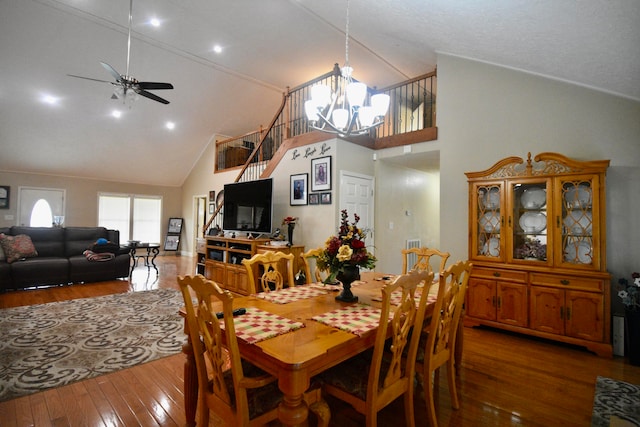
[1,255,639,426]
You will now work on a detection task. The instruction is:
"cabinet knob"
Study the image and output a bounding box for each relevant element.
[493,272,501,277]
[560,279,570,285]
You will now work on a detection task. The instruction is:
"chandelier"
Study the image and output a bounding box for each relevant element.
[304,0,390,137]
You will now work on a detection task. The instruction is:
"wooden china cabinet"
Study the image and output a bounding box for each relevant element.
[464,152,612,357]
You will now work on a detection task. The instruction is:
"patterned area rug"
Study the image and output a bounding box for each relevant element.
[0,288,186,402]
[592,376,640,426]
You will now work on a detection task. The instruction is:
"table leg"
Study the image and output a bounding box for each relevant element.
[150,247,159,274]
[129,248,137,276]
[182,329,198,427]
[277,371,310,427]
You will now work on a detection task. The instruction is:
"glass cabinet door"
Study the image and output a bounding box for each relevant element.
[472,182,503,260]
[509,180,551,263]
[556,175,599,269]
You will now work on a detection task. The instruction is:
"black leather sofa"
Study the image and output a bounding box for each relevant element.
[0,226,130,291]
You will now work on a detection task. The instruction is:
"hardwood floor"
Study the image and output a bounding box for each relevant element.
[1,255,639,426]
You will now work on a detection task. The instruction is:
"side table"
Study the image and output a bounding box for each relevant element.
[129,243,160,275]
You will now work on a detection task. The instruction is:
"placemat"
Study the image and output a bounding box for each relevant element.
[311,304,389,336]
[220,307,304,344]
[371,288,438,307]
[255,286,327,304]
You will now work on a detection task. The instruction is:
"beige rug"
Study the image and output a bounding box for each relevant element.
[0,288,186,402]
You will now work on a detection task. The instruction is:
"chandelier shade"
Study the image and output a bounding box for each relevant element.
[304,0,390,137]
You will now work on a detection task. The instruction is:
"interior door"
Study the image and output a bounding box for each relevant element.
[339,170,374,247]
[18,187,65,226]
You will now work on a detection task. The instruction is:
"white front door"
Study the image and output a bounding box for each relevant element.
[18,187,66,227]
[339,171,375,247]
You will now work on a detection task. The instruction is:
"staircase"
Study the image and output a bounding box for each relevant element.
[203,65,438,235]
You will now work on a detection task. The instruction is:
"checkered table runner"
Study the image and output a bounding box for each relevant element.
[311,304,390,336]
[254,286,327,304]
[219,307,304,344]
[371,288,437,307]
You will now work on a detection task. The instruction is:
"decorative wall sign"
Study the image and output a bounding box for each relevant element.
[164,235,180,251]
[168,217,184,234]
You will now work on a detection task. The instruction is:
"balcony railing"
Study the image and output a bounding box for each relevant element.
[205,66,437,234]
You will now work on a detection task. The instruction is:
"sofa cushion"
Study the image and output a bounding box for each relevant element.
[10,226,65,257]
[0,233,38,264]
[65,227,109,257]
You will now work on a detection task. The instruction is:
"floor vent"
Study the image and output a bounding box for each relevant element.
[405,239,422,267]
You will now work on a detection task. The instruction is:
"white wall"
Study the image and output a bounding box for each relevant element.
[437,53,640,314]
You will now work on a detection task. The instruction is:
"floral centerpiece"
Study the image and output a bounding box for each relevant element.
[515,238,546,260]
[317,210,376,292]
[618,272,640,311]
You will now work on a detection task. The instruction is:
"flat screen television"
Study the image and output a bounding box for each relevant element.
[222,178,273,233]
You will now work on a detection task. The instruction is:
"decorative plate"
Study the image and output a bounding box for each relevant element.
[521,187,546,209]
[482,188,500,210]
[564,184,592,208]
[479,212,500,233]
[519,212,547,233]
[482,237,500,257]
[563,210,592,235]
[564,241,592,264]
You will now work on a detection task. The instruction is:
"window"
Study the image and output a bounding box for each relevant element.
[30,199,53,227]
[98,193,162,243]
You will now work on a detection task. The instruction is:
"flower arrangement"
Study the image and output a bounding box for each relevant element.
[316,210,376,283]
[282,216,298,225]
[618,272,640,311]
[514,238,546,260]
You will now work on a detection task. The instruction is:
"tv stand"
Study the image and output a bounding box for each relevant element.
[204,236,270,295]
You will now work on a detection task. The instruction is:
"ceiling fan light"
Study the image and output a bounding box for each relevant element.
[305,100,319,121]
[371,93,390,117]
[332,108,349,129]
[311,84,331,107]
[346,82,367,108]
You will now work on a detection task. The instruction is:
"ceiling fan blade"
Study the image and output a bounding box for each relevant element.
[67,74,114,84]
[138,82,174,90]
[100,61,123,82]
[137,89,170,104]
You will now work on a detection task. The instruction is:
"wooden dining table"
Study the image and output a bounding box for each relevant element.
[179,271,440,427]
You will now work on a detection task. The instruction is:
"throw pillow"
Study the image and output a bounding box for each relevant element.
[0,233,38,264]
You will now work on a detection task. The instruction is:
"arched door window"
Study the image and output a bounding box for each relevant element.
[30,199,53,227]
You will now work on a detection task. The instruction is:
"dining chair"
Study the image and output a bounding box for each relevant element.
[401,247,451,276]
[415,260,472,427]
[301,247,330,284]
[178,274,330,427]
[320,269,434,427]
[242,250,295,294]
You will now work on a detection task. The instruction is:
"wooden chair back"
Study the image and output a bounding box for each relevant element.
[321,269,434,427]
[242,250,295,294]
[401,247,451,276]
[178,274,273,426]
[300,247,330,284]
[419,260,472,427]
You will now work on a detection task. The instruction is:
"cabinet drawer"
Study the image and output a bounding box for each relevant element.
[471,267,527,283]
[530,273,603,292]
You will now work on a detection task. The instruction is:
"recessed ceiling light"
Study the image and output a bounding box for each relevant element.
[41,94,59,105]
[213,44,222,54]
[165,121,175,130]
[150,17,161,27]
[112,110,122,118]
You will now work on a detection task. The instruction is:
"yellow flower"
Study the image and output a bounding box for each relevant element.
[337,245,353,262]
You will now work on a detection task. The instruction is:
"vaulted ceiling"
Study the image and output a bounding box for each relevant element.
[1,0,638,186]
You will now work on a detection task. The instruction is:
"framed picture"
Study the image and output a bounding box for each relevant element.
[209,203,215,214]
[320,192,332,205]
[168,217,184,234]
[0,186,8,209]
[209,190,215,202]
[311,156,331,192]
[290,173,308,206]
[309,193,320,205]
[164,235,180,251]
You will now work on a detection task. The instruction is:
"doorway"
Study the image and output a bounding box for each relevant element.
[18,187,66,227]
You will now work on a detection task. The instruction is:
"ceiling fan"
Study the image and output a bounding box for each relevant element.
[68,0,173,105]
